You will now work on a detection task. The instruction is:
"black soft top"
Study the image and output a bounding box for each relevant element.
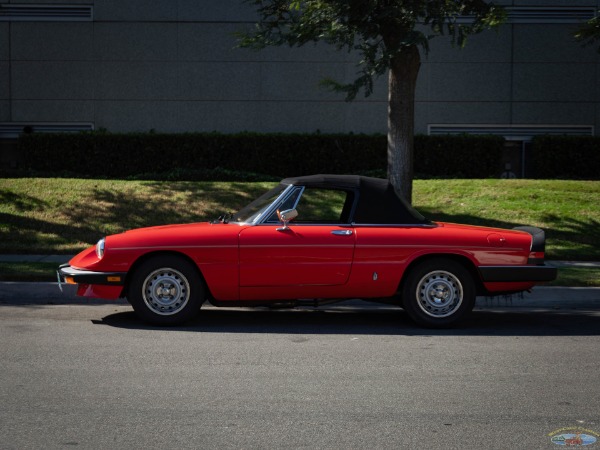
[281,174,430,225]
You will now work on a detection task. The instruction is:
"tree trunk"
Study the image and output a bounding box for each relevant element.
[387,45,421,204]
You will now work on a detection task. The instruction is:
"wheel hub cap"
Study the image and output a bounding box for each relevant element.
[417,270,463,318]
[142,268,190,316]
[158,285,175,298]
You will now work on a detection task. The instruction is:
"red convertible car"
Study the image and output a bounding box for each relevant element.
[58,175,556,328]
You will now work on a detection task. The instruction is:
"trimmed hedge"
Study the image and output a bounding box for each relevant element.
[10,132,504,180]
[531,136,600,180]
[414,134,503,178]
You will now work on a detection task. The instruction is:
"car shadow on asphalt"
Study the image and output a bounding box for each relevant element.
[93,306,600,336]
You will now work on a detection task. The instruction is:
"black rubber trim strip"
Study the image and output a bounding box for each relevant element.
[513,226,546,253]
[59,265,126,285]
[479,265,557,282]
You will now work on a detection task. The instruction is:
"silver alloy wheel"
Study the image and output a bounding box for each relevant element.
[416,270,463,318]
[142,267,191,316]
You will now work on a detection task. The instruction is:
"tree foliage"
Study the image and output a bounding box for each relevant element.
[240,0,505,100]
[239,1,505,202]
[575,11,600,53]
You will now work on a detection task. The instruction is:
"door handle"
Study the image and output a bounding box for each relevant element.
[331,230,353,236]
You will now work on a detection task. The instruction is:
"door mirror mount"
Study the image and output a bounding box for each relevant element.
[276,209,298,231]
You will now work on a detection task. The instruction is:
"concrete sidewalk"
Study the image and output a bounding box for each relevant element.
[0,255,75,264]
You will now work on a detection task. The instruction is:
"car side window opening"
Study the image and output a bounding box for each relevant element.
[296,188,349,223]
[264,186,304,223]
[265,187,352,224]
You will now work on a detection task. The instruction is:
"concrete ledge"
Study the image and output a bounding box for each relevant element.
[0,282,128,305]
[476,286,600,310]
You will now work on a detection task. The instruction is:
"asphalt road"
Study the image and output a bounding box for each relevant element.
[1,300,599,449]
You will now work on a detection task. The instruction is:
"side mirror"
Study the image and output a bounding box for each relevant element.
[276,209,298,231]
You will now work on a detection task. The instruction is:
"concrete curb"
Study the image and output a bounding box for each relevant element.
[475,286,600,310]
[1,282,599,309]
[0,282,128,305]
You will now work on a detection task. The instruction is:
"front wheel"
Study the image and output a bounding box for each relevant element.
[128,255,205,326]
[401,258,476,328]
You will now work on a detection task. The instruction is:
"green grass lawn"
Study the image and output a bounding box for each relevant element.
[1,178,599,261]
[415,179,599,261]
[549,267,600,287]
[0,262,60,282]
[0,179,274,254]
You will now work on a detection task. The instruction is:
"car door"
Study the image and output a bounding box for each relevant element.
[239,225,355,286]
[238,187,356,287]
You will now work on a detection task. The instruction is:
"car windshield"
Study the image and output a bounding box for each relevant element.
[232,183,288,224]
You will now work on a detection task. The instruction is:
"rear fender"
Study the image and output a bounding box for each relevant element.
[399,253,486,297]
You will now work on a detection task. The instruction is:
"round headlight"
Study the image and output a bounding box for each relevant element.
[96,238,105,259]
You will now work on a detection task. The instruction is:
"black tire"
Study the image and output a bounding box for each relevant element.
[127,255,205,326]
[401,258,476,328]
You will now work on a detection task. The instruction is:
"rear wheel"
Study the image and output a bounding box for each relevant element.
[128,255,204,325]
[402,258,476,328]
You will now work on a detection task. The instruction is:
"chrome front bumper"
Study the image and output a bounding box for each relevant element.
[57,264,127,290]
